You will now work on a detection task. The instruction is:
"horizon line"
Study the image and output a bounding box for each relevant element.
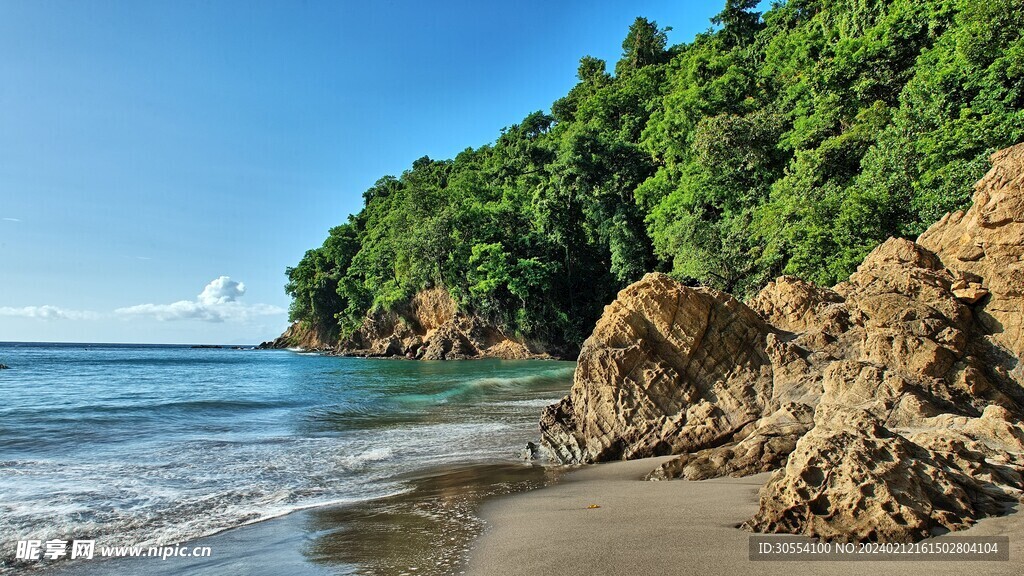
[0,340,262,347]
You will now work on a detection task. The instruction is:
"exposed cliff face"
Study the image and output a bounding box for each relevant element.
[918,143,1024,365]
[339,286,555,360]
[264,286,556,360]
[259,321,337,351]
[541,143,1024,542]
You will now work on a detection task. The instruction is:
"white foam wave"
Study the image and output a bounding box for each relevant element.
[339,446,393,468]
[0,419,527,554]
[481,397,564,408]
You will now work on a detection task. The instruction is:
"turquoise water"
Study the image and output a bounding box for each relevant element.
[0,343,573,568]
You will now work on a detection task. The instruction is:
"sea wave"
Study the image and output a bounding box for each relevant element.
[0,347,574,570]
[392,366,574,405]
[0,420,527,554]
[0,440,406,551]
[4,398,302,420]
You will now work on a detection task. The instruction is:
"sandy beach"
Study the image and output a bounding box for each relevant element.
[468,457,1023,576]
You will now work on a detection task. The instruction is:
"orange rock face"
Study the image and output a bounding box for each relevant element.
[918,143,1024,364]
[265,285,553,360]
[341,286,553,360]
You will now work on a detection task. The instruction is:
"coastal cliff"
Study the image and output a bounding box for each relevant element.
[262,286,557,360]
[260,321,337,351]
[541,143,1024,542]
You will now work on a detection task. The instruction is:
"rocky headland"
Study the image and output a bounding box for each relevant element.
[540,143,1024,542]
[261,287,559,360]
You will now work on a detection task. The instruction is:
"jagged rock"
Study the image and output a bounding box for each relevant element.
[540,274,780,464]
[919,143,1024,362]
[646,425,802,481]
[954,283,990,304]
[744,407,983,542]
[748,275,850,335]
[541,143,1024,542]
[258,321,336,351]
[419,321,476,360]
[265,286,556,360]
[745,403,1024,541]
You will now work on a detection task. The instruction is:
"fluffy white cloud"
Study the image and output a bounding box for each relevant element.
[0,305,99,320]
[198,276,245,305]
[115,276,284,323]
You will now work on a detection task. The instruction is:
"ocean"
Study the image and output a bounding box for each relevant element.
[0,343,574,574]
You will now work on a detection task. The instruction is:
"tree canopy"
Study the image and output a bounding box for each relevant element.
[285,0,1024,352]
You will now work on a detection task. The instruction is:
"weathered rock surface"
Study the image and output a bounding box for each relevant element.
[919,143,1024,365]
[540,274,786,465]
[264,286,555,360]
[541,143,1024,542]
[340,286,553,360]
[258,320,336,351]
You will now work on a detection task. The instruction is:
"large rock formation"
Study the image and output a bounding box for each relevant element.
[918,143,1024,365]
[541,143,1024,542]
[540,274,794,467]
[263,286,555,360]
[339,286,556,360]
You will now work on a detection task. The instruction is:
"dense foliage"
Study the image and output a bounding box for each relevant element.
[285,0,1024,350]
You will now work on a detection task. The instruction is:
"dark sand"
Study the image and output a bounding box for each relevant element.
[467,457,1023,576]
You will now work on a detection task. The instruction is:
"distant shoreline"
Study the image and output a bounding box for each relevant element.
[0,341,261,348]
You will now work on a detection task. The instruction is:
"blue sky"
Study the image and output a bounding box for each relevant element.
[0,0,749,344]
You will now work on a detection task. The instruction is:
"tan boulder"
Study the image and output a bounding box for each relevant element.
[541,274,779,464]
[743,407,982,542]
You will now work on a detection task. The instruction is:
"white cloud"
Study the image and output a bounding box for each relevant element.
[198,276,245,305]
[2,217,21,222]
[115,276,284,323]
[0,305,99,320]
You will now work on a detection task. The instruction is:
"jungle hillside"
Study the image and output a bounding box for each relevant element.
[282,0,1024,353]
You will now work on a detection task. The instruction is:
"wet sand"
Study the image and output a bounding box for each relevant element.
[47,461,564,576]
[467,457,1023,576]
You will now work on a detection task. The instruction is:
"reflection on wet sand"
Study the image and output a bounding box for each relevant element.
[303,462,565,575]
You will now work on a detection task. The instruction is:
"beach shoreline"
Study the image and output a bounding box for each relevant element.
[41,460,565,576]
[23,444,1024,576]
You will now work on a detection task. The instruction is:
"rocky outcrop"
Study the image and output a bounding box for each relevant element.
[918,143,1024,365]
[540,274,784,465]
[264,286,555,360]
[540,143,1024,542]
[258,320,336,351]
[340,286,553,360]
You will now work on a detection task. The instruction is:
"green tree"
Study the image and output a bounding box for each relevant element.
[615,17,671,75]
